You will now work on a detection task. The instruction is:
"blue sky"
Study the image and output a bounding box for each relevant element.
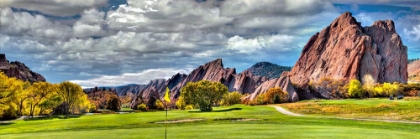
[0,0,419,88]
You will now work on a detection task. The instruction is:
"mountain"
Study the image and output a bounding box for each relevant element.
[0,54,46,83]
[130,58,285,108]
[244,62,291,79]
[248,72,298,102]
[408,59,420,82]
[288,12,408,89]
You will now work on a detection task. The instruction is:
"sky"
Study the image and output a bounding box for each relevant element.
[0,0,419,88]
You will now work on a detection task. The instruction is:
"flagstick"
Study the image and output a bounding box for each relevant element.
[165,101,168,139]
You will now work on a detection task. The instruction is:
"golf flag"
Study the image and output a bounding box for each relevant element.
[164,87,171,103]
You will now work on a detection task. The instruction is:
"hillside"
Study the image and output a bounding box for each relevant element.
[408,59,420,82]
[243,62,291,79]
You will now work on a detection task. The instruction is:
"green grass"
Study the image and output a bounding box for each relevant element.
[1,105,420,139]
[280,98,420,121]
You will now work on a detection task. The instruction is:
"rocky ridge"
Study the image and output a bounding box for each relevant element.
[288,12,408,89]
[0,54,46,83]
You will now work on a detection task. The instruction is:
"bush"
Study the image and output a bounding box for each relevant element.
[221,92,242,106]
[176,96,186,110]
[264,88,289,104]
[348,79,365,98]
[137,103,148,111]
[309,77,347,98]
[155,100,165,110]
[251,93,266,105]
[185,105,194,110]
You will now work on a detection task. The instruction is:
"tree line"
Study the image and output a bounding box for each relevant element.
[0,72,94,120]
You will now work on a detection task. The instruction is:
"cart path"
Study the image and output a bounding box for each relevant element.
[272,106,303,116]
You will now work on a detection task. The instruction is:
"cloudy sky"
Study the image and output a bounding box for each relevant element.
[0,0,419,88]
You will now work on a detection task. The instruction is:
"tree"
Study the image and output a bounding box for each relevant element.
[362,74,376,97]
[264,88,289,104]
[0,73,19,119]
[16,81,31,116]
[27,82,57,117]
[57,81,88,116]
[348,79,364,98]
[180,80,228,111]
[221,92,242,106]
[105,93,121,111]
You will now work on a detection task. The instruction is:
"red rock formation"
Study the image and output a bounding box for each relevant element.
[131,58,273,108]
[169,58,268,99]
[289,12,408,87]
[0,54,46,83]
[249,73,298,102]
[408,59,420,82]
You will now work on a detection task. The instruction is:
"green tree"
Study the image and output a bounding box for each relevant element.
[348,79,364,98]
[180,80,228,111]
[57,81,88,116]
[221,92,242,106]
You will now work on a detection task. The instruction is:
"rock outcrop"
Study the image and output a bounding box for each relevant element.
[0,54,46,83]
[130,58,276,108]
[249,72,298,102]
[289,12,408,87]
[243,62,291,79]
[408,59,420,82]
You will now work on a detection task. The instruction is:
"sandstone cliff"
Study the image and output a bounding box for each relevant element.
[249,72,298,102]
[130,58,276,108]
[0,54,46,83]
[408,59,420,82]
[289,12,408,87]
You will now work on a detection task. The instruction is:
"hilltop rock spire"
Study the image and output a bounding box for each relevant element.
[289,12,408,88]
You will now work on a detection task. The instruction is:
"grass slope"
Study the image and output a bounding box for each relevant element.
[280,98,420,121]
[1,105,420,139]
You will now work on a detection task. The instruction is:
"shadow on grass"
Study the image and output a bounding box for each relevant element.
[0,122,14,125]
[188,107,242,113]
[23,115,83,121]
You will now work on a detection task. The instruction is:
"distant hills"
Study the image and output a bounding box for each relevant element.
[243,62,291,79]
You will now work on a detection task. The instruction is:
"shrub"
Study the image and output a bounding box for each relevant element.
[221,92,242,106]
[185,105,194,110]
[309,77,347,98]
[176,96,186,110]
[348,79,365,98]
[137,103,148,111]
[362,74,376,97]
[155,100,165,110]
[252,93,266,105]
[264,88,288,104]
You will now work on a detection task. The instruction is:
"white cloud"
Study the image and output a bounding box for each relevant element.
[0,0,108,16]
[227,34,301,54]
[404,24,420,41]
[70,68,193,88]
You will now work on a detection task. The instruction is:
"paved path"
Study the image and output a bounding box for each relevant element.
[272,106,303,116]
[272,106,420,124]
